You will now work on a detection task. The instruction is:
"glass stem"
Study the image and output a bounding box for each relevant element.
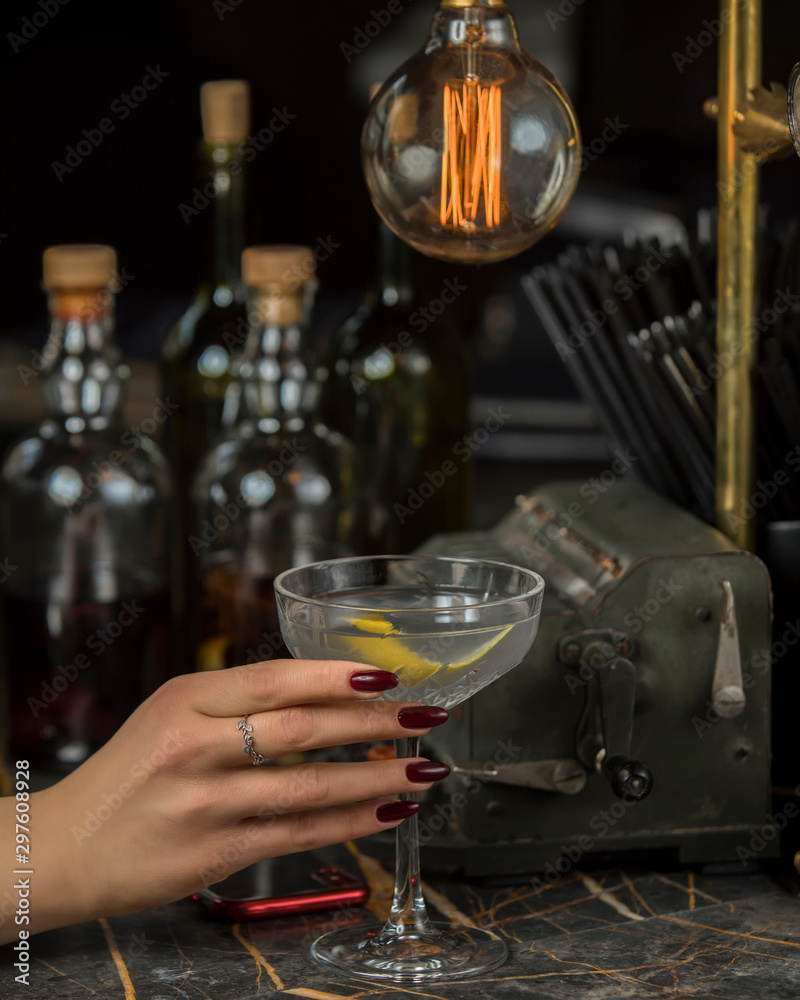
[384,735,438,938]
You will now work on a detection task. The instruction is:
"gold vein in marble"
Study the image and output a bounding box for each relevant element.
[166,924,213,1000]
[619,872,657,917]
[344,841,395,921]
[231,922,285,989]
[419,880,477,928]
[662,914,800,949]
[98,918,136,999]
[34,958,103,995]
[285,990,358,999]
[652,871,720,907]
[577,873,645,922]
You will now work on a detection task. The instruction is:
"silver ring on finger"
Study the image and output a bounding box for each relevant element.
[237,715,265,766]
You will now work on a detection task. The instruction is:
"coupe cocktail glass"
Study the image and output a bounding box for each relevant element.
[274,555,544,983]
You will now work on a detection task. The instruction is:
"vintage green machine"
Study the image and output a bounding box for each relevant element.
[406,479,773,876]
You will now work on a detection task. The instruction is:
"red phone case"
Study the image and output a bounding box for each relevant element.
[192,865,369,921]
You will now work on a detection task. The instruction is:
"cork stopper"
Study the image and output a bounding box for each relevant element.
[200,80,251,145]
[242,246,316,326]
[242,246,316,288]
[43,245,117,289]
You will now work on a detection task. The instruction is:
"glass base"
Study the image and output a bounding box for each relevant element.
[310,921,508,983]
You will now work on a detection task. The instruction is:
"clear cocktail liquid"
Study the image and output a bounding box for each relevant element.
[280,585,536,709]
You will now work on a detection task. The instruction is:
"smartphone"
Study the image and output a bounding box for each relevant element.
[192,851,369,921]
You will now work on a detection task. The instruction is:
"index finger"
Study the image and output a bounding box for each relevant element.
[186,659,400,717]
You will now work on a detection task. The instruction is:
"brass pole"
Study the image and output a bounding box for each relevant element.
[715,0,761,549]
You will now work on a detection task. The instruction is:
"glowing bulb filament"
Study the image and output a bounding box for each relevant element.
[440,80,502,230]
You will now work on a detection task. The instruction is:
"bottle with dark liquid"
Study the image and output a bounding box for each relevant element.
[0,245,172,768]
[324,223,471,553]
[161,80,250,504]
[189,246,352,671]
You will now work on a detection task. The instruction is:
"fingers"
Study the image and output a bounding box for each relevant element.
[217,700,449,765]
[236,797,424,865]
[184,660,400,718]
[216,759,452,819]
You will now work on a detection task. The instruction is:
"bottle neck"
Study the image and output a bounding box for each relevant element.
[41,288,126,431]
[231,284,317,428]
[205,144,245,304]
[378,223,415,308]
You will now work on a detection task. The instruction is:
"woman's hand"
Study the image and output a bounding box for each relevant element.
[1,659,449,942]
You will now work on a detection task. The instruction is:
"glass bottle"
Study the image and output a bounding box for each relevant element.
[324,223,471,553]
[0,245,172,769]
[161,79,250,499]
[189,246,352,672]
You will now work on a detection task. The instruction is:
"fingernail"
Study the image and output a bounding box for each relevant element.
[350,670,400,692]
[376,800,419,823]
[406,761,451,783]
[398,706,449,729]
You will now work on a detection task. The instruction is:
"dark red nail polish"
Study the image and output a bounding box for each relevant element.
[406,761,451,783]
[398,706,449,729]
[350,670,400,692]
[376,800,419,823]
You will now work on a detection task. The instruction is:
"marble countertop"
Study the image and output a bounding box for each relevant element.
[6,845,800,1000]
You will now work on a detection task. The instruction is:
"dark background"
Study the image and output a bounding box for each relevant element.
[3,0,800,366]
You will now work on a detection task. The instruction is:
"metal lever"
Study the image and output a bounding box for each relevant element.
[596,657,653,800]
[575,643,653,802]
[452,759,586,795]
[711,579,745,719]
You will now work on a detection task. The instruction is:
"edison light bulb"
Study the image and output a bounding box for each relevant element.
[362,0,581,264]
